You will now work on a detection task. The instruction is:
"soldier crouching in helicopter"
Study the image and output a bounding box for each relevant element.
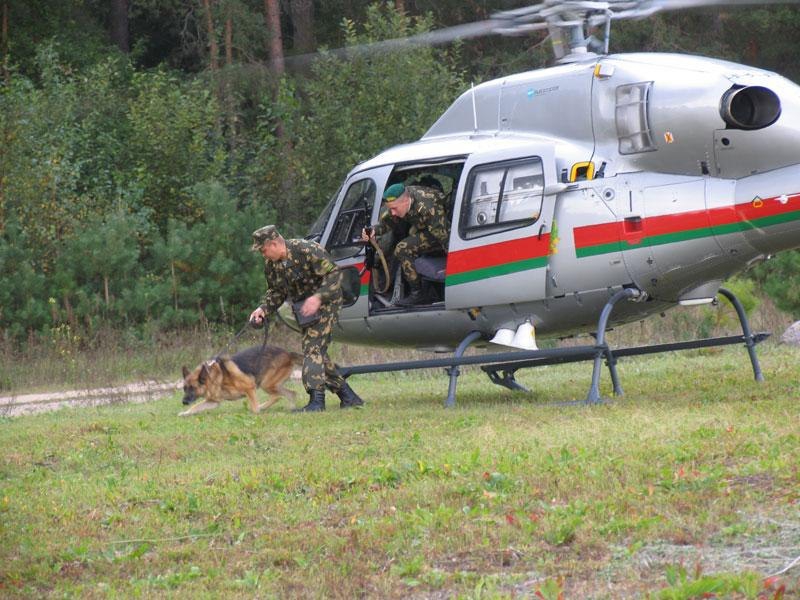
[248,225,364,412]
[361,182,450,306]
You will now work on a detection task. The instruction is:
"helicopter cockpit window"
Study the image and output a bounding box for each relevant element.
[326,178,376,260]
[460,157,544,240]
[616,81,657,155]
[306,186,341,243]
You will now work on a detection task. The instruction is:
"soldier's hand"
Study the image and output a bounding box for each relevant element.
[249,307,266,327]
[300,295,321,317]
[360,228,375,242]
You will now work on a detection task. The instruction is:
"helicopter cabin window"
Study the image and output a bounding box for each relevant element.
[327,178,376,260]
[460,157,544,240]
[616,81,657,155]
[306,185,342,243]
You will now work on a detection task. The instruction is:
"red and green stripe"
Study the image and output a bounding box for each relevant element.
[574,193,800,258]
[446,235,551,286]
[353,262,370,296]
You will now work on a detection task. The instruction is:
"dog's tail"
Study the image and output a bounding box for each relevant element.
[290,352,303,366]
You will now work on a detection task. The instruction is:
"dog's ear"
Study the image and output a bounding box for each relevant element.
[182,365,190,379]
[199,364,209,384]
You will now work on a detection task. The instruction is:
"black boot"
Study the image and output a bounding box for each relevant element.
[336,382,364,409]
[294,389,325,412]
[397,284,425,307]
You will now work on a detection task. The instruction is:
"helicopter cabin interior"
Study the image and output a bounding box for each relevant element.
[321,150,551,316]
[324,158,465,313]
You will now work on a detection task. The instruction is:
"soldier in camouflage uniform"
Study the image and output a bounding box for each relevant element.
[249,225,364,412]
[362,183,450,306]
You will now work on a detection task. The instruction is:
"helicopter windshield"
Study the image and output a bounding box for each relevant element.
[306,186,341,242]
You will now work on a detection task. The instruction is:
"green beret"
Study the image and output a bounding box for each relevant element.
[251,225,281,250]
[382,183,406,203]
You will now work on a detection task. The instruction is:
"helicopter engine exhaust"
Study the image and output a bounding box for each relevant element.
[720,85,781,130]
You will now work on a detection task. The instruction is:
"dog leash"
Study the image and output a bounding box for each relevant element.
[248,315,271,351]
[259,320,270,350]
[213,321,254,360]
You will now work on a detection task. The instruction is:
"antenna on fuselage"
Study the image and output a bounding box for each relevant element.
[470,82,478,132]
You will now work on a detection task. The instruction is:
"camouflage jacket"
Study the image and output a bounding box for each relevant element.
[373,185,450,250]
[260,239,342,315]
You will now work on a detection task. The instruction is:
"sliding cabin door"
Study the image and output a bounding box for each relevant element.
[446,145,558,310]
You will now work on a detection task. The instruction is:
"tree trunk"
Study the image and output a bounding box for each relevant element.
[171,261,178,311]
[289,0,315,54]
[64,294,76,329]
[395,0,405,14]
[110,0,130,53]
[223,9,237,148]
[264,0,284,75]
[202,0,219,71]
[224,13,233,66]
[104,275,110,306]
[1,1,9,84]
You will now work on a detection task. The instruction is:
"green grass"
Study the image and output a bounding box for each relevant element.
[1,342,799,598]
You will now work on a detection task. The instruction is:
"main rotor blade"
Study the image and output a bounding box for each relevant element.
[284,19,501,69]
[280,0,800,70]
[641,0,800,9]
[491,0,800,29]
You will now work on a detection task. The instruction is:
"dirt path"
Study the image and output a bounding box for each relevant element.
[0,381,179,417]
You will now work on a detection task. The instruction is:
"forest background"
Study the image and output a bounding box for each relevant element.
[2,0,800,346]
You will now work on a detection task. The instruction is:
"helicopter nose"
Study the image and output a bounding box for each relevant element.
[720,85,781,130]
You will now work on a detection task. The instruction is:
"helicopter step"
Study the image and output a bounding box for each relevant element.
[338,287,768,407]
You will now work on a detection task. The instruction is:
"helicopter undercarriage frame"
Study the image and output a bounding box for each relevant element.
[338,287,769,407]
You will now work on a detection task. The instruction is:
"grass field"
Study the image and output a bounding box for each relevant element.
[1,339,798,598]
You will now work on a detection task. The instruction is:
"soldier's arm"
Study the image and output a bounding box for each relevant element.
[260,267,287,316]
[370,209,395,238]
[309,245,342,303]
[432,204,451,236]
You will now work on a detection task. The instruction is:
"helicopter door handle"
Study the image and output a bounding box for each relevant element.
[538,224,546,240]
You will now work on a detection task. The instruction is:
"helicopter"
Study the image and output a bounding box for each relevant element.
[277,0,800,404]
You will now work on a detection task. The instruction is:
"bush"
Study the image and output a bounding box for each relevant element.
[751,250,800,316]
[149,181,269,328]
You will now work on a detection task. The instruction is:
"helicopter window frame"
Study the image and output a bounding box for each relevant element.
[459,156,545,240]
[306,185,342,242]
[326,177,376,260]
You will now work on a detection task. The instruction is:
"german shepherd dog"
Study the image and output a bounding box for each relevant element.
[179,345,302,416]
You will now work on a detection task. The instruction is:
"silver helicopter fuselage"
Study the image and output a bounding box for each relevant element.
[309,52,800,349]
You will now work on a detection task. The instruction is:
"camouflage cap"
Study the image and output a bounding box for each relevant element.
[382,183,406,203]
[251,225,281,250]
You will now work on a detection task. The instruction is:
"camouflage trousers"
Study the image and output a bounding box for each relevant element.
[393,230,445,286]
[301,304,345,393]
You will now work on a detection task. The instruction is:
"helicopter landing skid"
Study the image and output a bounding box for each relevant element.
[338,287,768,407]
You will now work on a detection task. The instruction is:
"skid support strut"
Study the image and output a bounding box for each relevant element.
[718,287,764,382]
[445,330,483,408]
[586,288,641,404]
[585,286,765,403]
